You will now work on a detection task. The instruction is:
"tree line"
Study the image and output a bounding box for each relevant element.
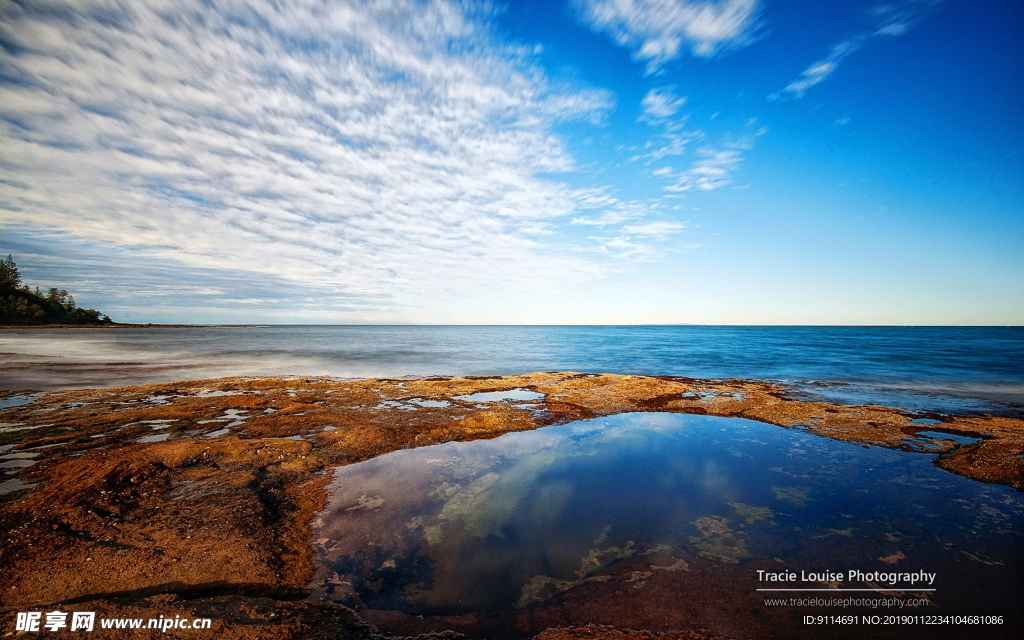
[0,254,113,325]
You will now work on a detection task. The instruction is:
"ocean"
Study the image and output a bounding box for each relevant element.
[1,325,1022,414]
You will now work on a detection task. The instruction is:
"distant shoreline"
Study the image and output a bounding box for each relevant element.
[0,323,258,329]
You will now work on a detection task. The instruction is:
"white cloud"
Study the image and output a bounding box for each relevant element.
[771,0,942,100]
[640,87,687,120]
[0,0,630,311]
[574,0,760,73]
[588,219,687,261]
[570,188,656,227]
[621,220,687,237]
[568,189,687,261]
[633,87,701,164]
[637,92,764,193]
[631,128,702,163]
[656,147,743,192]
[653,125,763,192]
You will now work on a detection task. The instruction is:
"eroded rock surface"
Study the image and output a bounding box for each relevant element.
[1,373,1021,638]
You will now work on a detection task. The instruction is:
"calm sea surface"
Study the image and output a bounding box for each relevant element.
[1,326,1022,413]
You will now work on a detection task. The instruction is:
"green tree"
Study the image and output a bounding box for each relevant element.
[47,287,76,309]
[0,254,112,325]
[0,254,21,289]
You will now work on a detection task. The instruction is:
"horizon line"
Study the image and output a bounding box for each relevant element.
[7,323,1022,329]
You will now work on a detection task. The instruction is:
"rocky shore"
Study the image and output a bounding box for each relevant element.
[1,373,1021,638]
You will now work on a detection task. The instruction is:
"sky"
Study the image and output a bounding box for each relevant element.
[0,0,1021,325]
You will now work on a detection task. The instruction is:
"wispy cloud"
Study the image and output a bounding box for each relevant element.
[0,0,635,315]
[771,0,942,100]
[654,146,745,191]
[635,86,764,193]
[632,128,703,164]
[570,188,656,227]
[621,220,687,237]
[574,0,761,73]
[650,121,765,192]
[587,219,689,262]
[640,87,687,120]
[567,187,688,261]
[633,87,702,165]
[1,228,378,322]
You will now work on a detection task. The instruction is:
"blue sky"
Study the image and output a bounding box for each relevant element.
[0,0,1021,324]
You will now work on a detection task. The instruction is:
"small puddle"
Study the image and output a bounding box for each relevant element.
[409,398,451,408]
[0,478,37,495]
[376,400,417,412]
[311,412,1023,639]
[0,395,37,409]
[193,389,242,398]
[913,430,980,445]
[0,459,36,469]
[454,388,544,403]
[378,398,454,411]
[198,409,247,427]
[137,433,171,443]
[681,391,742,399]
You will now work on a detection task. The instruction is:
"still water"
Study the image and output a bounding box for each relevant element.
[312,413,1023,637]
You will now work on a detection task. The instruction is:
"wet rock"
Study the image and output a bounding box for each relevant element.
[0,372,1021,639]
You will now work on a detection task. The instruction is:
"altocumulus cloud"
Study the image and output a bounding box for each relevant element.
[639,87,687,121]
[0,0,640,314]
[574,0,761,73]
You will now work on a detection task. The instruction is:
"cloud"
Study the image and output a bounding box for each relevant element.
[621,220,687,237]
[0,0,631,315]
[632,128,702,163]
[635,86,763,193]
[567,188,688,261]
[771,0,942,100]
[2,228,379,322]
[574,0,761,73]
[588,219,688,262]
[652,122,765,192]
[655,147,743,191]
[640,87,687,120]
[570,188,656,227]
[633,87,702,164]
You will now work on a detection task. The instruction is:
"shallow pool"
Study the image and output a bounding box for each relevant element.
[311,413,1023,638]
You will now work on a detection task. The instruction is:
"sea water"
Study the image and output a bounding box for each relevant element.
[1,326,1022,414]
